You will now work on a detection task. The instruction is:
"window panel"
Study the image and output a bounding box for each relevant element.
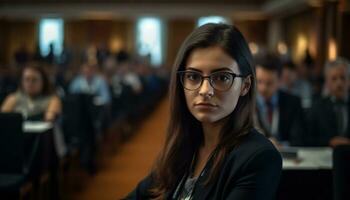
[136,17,163,66]
[39,18,64,57]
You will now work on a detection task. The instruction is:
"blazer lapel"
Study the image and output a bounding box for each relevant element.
[192,157,216,200]
[192,174,215,200]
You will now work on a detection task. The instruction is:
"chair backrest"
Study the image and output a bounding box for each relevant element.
[61,94,95,147]
[333,145,350,200]
[0,112,24,174]
[61,94,84,146]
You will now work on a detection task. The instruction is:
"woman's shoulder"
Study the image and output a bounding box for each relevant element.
[1,92,18,112]
[7,92,19,99]
[123,174,156,200]
[226,129,281,166]
[215,130,282,200]
[241,128,276,148]
[12,90,24,98]
[4,92,21,104]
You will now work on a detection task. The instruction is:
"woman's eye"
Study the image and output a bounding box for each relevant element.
[214,74,230,82]
[186,73,200,81]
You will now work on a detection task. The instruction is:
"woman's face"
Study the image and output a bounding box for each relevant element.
[183,46,247,124]
[22,68,43,97]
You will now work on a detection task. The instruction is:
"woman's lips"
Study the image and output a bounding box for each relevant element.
[194,103,218,110]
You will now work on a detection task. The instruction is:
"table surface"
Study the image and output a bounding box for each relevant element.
[282,147,333,170]
[20,123,335,170]
[23,121,53,133]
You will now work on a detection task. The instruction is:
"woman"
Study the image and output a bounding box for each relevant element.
[125,23,282,200]
[1,64,61,121]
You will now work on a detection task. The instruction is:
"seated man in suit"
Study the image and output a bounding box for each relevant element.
[255,54,306,147]
[309,58,350,147]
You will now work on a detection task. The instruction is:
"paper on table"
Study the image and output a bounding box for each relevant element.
[23,121,53,133]
[282,147,333,170]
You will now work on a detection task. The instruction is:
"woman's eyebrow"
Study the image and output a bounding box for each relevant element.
[186,67,233,73]
[211,67,234,73]
[186,67,202,72]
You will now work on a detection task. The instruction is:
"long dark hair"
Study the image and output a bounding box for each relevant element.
[151,23,256,198]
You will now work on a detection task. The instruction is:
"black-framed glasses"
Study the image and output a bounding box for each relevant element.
[177,70,245,91]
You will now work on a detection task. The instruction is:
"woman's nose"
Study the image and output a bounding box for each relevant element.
[199,79,214,97]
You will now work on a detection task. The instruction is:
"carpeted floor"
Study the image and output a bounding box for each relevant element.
[73,98,169,200]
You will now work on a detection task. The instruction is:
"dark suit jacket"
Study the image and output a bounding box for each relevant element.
[308,96,350,146]
[256,90,306,146]
[123,129,282,200]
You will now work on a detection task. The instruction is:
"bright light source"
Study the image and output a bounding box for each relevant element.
[136,17,163,66]
[328,38,337,61]
[296,34,308,62]
[39,18,64,57]
[110,36,123,53]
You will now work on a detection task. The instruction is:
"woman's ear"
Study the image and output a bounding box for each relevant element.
[240,75,252,96]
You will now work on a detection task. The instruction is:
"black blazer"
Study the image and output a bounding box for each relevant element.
[124,129,282,200]
[256,90,306,145]
[308,96,350,146]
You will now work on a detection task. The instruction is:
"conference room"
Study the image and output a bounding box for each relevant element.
[0,0,350,199]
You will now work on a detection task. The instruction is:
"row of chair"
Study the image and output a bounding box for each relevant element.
[0,74,169,199]
[0,113,56,200]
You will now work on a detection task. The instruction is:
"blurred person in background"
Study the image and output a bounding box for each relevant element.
[125,23,281,200]
[122,61,143,96]
[45,43,55,65]
[97,42,110,67]
[1,64,61,121]
[69,62,112,141]
[83,44,98,66]
[255,54,306,147]
[69,63,111,105]
[280,61,313,109]
[57,42,73,72]
[308,58,350,147]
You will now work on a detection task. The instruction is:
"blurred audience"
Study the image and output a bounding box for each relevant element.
[69,63,111,105]
[280,61,313,109]
[122,63,143,95]
[255,54,306,147]
[308,58,350,147]
[1,64,61,121]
